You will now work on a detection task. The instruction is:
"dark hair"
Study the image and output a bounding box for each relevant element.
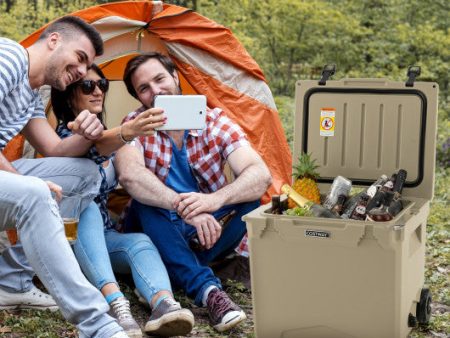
[51,64,106,126]
[39,16,103,56]
[123,52,177,99]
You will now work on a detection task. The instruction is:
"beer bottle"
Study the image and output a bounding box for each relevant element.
[387,199,404,217]
[189,210,236,251]
[341,192,363,219]
[366,173,397,212]
[218,209,237,228]
[331,194,347,216]
[387,169,407,216]
[271,195,282,214]
[350,193,370,220]
[367,192,397,222]
[366,174,388,198]
[392,169,407,195]
[367,169,407,214]
[381,173,397,192]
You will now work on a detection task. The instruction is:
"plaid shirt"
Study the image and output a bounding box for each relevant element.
[56,123,118,229]
[235,235,249,257]
[122,107,250,192]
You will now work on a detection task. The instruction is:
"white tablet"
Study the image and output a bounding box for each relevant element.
[154,95,207,130]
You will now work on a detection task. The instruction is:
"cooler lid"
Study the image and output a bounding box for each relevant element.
[293,77,438,200]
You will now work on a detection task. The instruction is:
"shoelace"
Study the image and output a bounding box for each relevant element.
[111,299,133,319]
[207,291,235,320]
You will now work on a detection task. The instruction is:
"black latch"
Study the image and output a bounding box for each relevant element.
[319,64,336,85]
[405,66,421,87]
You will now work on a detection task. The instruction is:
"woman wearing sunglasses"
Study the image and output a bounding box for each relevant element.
[51,65,195,338]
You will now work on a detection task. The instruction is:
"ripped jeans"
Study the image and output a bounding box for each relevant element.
[0,157,122,338]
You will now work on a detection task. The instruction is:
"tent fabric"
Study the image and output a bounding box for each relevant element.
[17,0,292,202]
[1,135,24,245]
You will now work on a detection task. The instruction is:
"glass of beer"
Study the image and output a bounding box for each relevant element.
[59,193,82,243]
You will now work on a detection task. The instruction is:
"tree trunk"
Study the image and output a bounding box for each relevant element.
[284,48,295,95]
[5,0,14,12]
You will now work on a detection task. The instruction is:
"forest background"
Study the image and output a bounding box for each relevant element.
[0,0,448,337]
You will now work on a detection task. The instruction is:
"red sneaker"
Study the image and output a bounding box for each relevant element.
[206,288,246,332]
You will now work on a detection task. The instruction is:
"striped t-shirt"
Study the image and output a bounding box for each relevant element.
[0,37,45,150]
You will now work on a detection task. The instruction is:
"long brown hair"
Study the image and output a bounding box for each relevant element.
[51,64,106,126]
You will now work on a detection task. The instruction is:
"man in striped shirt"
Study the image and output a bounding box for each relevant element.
[0,16,127,338]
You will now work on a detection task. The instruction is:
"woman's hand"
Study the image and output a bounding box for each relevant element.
[121,108,166,141]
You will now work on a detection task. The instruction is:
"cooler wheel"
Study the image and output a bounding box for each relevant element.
[416,288,432,325]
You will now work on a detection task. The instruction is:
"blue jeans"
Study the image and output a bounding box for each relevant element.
[74,202,172,304]
[0,158,122,338]
[124,199,260,306]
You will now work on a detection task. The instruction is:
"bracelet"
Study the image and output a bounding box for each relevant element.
[118,125,132,144]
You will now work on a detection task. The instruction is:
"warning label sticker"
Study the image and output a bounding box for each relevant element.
[320,108,335,137]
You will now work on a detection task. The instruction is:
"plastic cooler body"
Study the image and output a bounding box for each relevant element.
[244,78,438,338]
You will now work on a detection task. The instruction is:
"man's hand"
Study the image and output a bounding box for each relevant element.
[68,109,104,140]
[45,181,62,201]
[176,192,222,219]
[184,213,222,250]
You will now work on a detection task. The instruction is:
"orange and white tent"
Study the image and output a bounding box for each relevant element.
[15,0,292,202]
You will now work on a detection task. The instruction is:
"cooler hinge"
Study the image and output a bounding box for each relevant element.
[318,64,336,85]
[405,66,421,87]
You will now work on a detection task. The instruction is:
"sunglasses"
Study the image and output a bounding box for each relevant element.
[76,79,109,95]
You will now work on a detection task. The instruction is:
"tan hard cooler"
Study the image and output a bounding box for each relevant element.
[244,71,438,338]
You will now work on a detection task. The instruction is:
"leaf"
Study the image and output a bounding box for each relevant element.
[0,327,12,333]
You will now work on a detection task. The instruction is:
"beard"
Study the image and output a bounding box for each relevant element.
[149,82,182,108]
[44,51,69,90]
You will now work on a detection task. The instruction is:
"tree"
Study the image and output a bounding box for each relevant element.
[0,0,97,41]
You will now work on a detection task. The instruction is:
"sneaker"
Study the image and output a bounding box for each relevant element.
[144,297,194,336]
[206,288,246,332]
[109,297,142,338]
[109,331,129,338]
[0,285,58,311]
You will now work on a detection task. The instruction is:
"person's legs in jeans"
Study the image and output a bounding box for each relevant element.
[0,241,34,292]
[75,202,141,337]
[106,229,195,336]
[105,229,172,306]
[125,200,260,332]
[74,202,120,292]
[0,157,102,293]
[0,170,122,338]
[124,201,221,306]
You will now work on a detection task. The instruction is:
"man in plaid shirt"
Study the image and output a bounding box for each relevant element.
[114,53,272,333]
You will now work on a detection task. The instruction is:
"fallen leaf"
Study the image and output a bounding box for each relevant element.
[430,330,447,337]
[0,326,12,333]
[436,266,447,273]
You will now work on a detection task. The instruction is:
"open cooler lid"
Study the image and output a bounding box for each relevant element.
[294,71,438,200]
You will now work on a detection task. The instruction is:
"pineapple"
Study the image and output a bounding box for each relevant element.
[288,153,321,208]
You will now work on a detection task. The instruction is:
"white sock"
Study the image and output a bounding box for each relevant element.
[202,285,218,307]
